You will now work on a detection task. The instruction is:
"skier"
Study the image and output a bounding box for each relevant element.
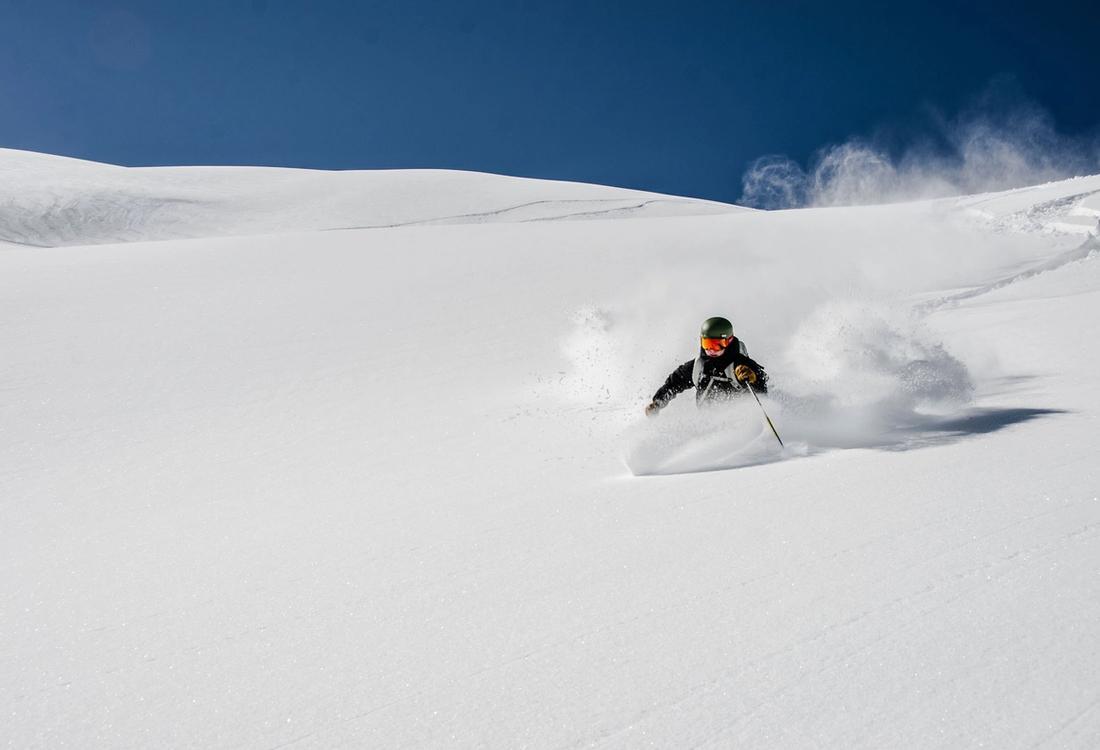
[645,316,768,416]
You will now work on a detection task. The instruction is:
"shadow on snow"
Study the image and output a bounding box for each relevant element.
[624,403,1067,477]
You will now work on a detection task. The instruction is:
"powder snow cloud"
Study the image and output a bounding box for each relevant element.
[740,82,1100,209]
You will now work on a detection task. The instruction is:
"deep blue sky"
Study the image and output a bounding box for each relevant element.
[2,0,1097,203]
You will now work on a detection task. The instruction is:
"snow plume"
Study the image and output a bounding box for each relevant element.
[738,155,810,211]
[555,296,706,415]
[624,301,975,475]
[741,85,1100,208]
[624,401,802,475]
[784,301,973,409]
[557,305,623,405]
[775,301,974,450]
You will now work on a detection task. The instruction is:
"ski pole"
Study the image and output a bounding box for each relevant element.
[745,382,784,447]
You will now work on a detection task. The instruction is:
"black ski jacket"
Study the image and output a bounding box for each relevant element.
[652,338,768,408]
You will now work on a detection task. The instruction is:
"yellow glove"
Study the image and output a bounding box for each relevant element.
[733,365,757,385]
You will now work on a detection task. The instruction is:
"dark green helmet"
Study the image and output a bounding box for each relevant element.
[700,316,734,338]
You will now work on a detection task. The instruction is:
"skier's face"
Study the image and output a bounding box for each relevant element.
[701,336,732,357]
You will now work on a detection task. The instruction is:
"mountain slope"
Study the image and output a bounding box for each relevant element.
[0,148,743,247]
[2,157,1098,748]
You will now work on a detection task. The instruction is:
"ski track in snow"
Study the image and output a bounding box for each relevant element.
[2,151,1099,749]
[327,197,731,231]
[924,234,1099,309]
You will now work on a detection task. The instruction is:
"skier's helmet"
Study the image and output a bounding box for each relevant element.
[700,317,734,338]
[699,316,735,357]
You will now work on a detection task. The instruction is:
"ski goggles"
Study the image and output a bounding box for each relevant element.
[701,336,733,351]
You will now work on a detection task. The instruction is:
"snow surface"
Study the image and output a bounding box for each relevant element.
[0,149,742,247]
[2,150,1099,748]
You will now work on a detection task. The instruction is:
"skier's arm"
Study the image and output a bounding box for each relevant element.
[650,360,695,409]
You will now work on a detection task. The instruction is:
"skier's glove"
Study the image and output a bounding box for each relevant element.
[734,365,758,385]
[645,401,662,417]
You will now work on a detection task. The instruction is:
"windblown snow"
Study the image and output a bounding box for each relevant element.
[2,149,1098,748]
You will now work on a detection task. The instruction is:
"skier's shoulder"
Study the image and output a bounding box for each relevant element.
[733,339,764,367]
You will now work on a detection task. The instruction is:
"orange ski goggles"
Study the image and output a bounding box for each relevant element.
[701,336,733,351]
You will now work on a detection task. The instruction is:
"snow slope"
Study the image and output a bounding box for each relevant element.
[2,153,1099,748]
[0,149,742,247]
